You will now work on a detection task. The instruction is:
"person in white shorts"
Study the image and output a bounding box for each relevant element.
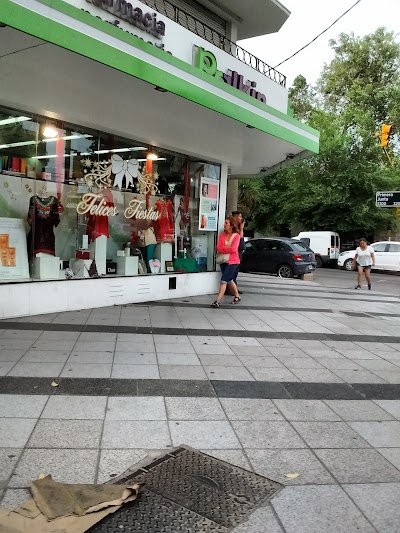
[352,238,375,290]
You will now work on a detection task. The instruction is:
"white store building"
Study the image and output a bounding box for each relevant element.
[0,0,319,318]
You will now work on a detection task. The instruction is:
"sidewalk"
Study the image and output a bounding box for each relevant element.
[1,273,400,532]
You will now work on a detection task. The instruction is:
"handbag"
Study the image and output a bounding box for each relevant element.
[216,235,234,264]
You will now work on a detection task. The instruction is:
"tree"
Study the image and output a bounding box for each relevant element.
[242,27,400,239]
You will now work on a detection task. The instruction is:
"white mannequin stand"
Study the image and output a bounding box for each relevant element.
[32,253,60,279]
[153,243,173,273]
[89,235,107,276]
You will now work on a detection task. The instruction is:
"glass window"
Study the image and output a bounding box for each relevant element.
[291,241,310,252]
[388,243,400,252]
[331,235,335,247]
[300,237,310,247]
[0,105,220,283]
[372,243,387,252]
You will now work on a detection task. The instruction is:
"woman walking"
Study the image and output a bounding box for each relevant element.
[352,238,375,290]
[211,216,241,308]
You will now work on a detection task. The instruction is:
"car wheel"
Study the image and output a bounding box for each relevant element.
[277,264,294,278]
[315,256,323,268]
[344,258,354,271]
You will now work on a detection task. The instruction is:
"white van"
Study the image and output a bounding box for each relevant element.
[295,231,340,268]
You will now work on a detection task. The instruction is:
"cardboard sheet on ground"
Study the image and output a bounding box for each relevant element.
[0,476,141,533]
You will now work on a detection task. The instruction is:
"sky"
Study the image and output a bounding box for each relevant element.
[239,0,400,88]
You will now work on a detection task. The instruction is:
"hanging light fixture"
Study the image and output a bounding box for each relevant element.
[43,124,58,138]
[146,150,158,161]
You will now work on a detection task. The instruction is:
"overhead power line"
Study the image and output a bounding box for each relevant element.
[274,0,363,69]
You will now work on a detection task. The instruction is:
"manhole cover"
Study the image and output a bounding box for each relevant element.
[89,446,282,532]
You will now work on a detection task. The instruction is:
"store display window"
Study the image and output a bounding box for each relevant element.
[0,105,220,282]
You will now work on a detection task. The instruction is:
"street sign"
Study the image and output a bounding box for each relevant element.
[376,191,400,207]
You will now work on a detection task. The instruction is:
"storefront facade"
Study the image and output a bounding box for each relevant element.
[0,0,319,319]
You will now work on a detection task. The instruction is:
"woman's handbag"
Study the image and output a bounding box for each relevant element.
[216,235,234,264]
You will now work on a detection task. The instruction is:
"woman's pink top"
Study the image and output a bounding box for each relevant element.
[216,232,240,265]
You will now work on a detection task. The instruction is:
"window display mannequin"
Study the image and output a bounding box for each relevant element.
[27,184,63,258]
[155,198,174,242]
[86,187,114,276]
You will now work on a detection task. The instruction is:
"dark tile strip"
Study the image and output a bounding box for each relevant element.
[1,377,400,399]
[140,301,333,313]
[1,321,400,343]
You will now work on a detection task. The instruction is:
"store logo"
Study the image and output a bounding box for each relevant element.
[195,47,266,104]
[86,0,166,39]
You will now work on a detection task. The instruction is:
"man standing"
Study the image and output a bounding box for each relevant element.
[230,210,246,294]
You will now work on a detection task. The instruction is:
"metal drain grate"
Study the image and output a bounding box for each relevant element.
[89,446,282,532]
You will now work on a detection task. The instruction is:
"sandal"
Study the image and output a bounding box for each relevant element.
[232,296,241,304]
[354,285,361,290]
[211,301,220,308]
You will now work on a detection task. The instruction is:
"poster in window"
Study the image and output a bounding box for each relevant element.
[0,218,30,280]
[199,177,219,231]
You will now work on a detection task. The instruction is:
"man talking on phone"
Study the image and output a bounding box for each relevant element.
[228,210,246,294]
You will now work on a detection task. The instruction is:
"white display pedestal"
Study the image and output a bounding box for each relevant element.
[89,235,107,276]
[153,243,172,273]
[69,258,93,278]
[115,256,139,276]
[32,255,60,280]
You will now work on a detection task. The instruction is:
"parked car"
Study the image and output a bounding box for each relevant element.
[337,241,400,271]
[240,237,316,278]
[295,231,340,268]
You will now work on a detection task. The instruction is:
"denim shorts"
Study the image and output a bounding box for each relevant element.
[220,263,238,284]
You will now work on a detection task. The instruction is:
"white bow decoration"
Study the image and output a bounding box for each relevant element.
[111,154,139,189]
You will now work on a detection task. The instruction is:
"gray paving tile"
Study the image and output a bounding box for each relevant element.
[41,396,107,419]
[272,485,376,533]
[333,369,388,383]
[0,350,26,362]
[169,420,239,449]
[2,330,42,340]
[277,356,324,369]
[248,367,299,382]
[291,368,344,383]
[273,400,340,421]
[358,359,400,371]
[371,370,400,384]
[8,362,64,377]
[325,400,395,421]
[118,333,154,342]
[237,355,285,368]
[344,483,400,533]
[166,397,226,420]
[78,332,117,341]
[1,489,31,508]
[9,449,98,487]
[0,362,16,375]
[232,421,306,449]
[0,395,48,418]
[198,354,244,366]
[39,331,80,341]
[268,347,310,357]
[0,449,23,489]
[97,449,149,483]
[220,398,284,421]
[232,504,284,533]
[61,363,112,378]
[29,340,76,352]
[189,335,227,345]
[113,352,157,365]
[74,341,115,352]
[377,448,400,469]
[319,358,363,370]
[230,346,270,356]
[307,349,347,359]
[115,341,155,353]
[315,448,400,483]
[292,422,370,448]
[157,343,195,354]
[0,419,36,447]
[204,366,255,381]
[67,351,114,364]
[0,340,34,350]
[193,344,234,355]
[27,420,102,448]
[112,364,160,379]
[256,338,294,348]
[200,449,251,470]
[156,353,201,366]
[374,400,400,419]
[247,449,334,485]
[21,350,70,363]
[159,365,207,380]
[102,420,171,449]
[106,397,167,420]
[222,337,262,346]
[350,421,400,447]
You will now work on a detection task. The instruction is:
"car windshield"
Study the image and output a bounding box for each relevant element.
[291,242,311,252]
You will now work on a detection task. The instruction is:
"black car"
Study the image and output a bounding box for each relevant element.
[240,237,316,278]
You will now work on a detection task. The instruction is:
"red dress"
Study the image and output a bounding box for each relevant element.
[86,189,114,242]
[155,199,174,242]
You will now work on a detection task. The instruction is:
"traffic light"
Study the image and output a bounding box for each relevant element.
[380,124,392,147]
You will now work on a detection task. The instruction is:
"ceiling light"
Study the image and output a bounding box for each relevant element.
[146,151,158,161]
[0,116,31,127]
[111,147,147,153]
[44,134,92,143]
[43,126,58,138]
[137,157,166,162]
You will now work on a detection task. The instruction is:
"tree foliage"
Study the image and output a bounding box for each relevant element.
[239,27,400,240]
